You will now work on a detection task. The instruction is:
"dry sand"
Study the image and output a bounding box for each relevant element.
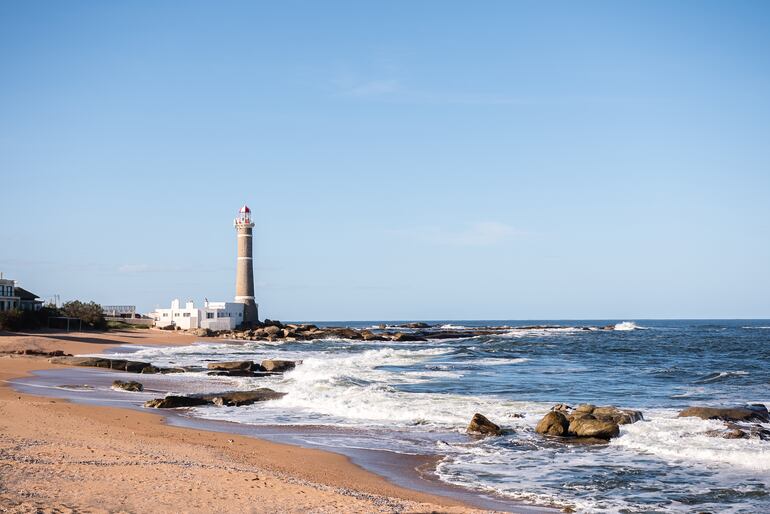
[0,329,495,513]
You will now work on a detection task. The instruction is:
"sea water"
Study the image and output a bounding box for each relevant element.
[105,320,770,512]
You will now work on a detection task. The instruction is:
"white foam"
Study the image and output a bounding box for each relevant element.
[614,321,641,331]
[612,411,770,471]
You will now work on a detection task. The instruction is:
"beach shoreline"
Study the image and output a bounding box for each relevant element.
[0,329,543,513]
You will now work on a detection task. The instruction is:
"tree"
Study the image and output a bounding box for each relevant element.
[60,300,106,329]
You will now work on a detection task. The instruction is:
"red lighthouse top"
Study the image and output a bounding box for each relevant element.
[234,205,254,227]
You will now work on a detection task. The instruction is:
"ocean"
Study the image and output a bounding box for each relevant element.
[71,320,770,512]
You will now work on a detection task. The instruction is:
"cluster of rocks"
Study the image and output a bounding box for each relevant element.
[678,404,770,440]
[535,404,643,441]
[466,404,643,441]
[49,356,160,373]
[112,380,143,392]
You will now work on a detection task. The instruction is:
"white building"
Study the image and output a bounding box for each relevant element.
[152,299,244,331]
[0,275,19,312]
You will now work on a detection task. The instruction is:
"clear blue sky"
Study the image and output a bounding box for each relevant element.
[1,1,769,320]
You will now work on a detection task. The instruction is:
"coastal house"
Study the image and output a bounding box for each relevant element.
[152,298,243,331]
[0,275,20,312]
[14,287,44,311]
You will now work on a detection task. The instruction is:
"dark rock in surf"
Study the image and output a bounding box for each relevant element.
[144,388,286,408]
[466,413,502,436]
[207,389,286,406]
[144,395,209,408]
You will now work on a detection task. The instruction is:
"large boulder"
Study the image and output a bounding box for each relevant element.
[112,380,143,392]
[535,411,570,436]
[466,413,502,436]
[262,325,282,336]
[261,359,299,372]
[207,361,256,372]
[678,405,769,423]
[568,415,620,440]
[191,328,212,337]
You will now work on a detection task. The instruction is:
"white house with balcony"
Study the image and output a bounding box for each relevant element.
[152,299,243,331]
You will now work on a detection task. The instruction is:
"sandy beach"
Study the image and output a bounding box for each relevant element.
[0,330,490,514]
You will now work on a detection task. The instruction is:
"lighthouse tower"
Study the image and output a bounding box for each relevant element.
[234,205,259,326]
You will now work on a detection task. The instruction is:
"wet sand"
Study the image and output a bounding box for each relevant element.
[0,330,546,513]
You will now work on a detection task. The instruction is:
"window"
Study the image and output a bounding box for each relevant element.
[183,313,191,317]
[238,313,242,317]
[206,312,214,319]
[174,313,180,317]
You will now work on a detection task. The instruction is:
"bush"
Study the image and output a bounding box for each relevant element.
[60,300,106,329]
[0,306,60,331]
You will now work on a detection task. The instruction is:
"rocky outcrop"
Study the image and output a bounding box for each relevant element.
[466,413,502,436]
[535,411,570,436]
[144,388,286,409]
[534,403,643,441]
[678,405,769,423]
[260,359,299,372]
[112,380,143,392]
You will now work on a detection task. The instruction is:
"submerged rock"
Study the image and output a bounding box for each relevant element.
[536,411,570,436]
[49,356,152,373]
[678,405,769,423]
[112,380,143,392]
[576,404,643,425]
[466,413,502,436]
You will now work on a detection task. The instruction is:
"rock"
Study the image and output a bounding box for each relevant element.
[551,403,571,412]
[591,406,644,425]
[125,361,152,373]
[140,366,159,374]
[404,322,430,328]
[144,396,209,408]
[568,415,620,440]
[191,328,211,337]
[466,413,502,436]
[112,380,143,392]
[262,326,282,336]
[390,332,427,342]
[207,360,256,372]
[144,388,286,408]
[207,389,287,406]
[678,405,769,423]
[260,359,298,372]
[49,356,112,368]
[536,411,570,436]
[569,404,643,425]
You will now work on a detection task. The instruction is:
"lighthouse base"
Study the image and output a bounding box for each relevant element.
[238,301,259,328]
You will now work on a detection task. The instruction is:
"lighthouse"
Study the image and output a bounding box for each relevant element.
[234,205,259,326]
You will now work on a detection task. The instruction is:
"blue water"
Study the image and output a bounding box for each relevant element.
[101,319,770,512]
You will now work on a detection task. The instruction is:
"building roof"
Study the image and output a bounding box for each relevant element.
[14,287,41,302]
[239,205,250,213]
